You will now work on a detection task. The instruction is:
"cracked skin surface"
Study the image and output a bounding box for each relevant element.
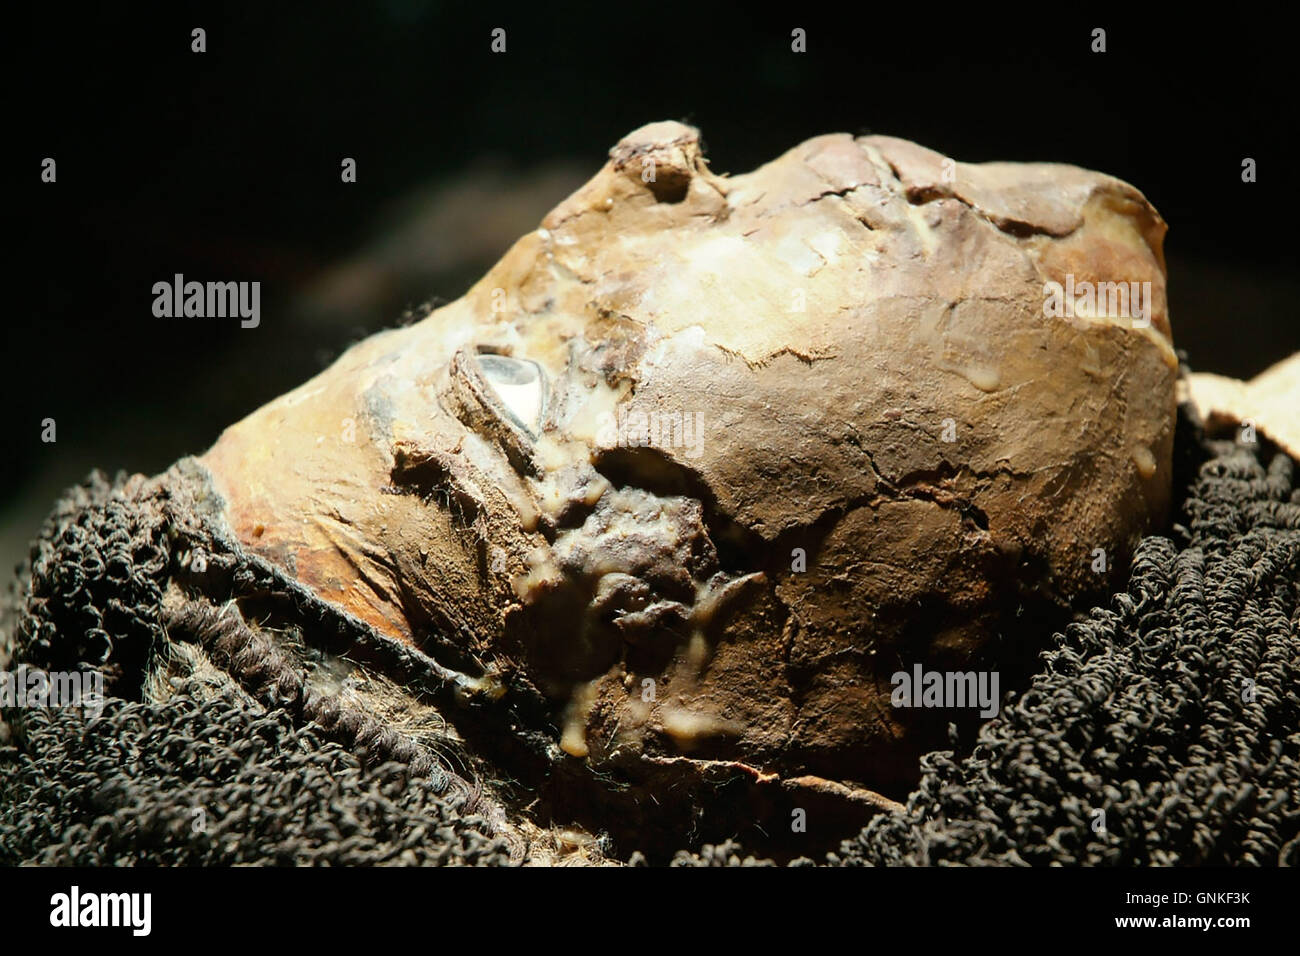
[199,120,1176,798]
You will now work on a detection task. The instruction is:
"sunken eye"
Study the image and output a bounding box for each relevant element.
[475,353,546,436]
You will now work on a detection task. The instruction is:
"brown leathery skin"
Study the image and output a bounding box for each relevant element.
[198,120,1176,797]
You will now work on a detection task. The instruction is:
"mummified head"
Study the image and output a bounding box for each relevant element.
[199,121,1176,796]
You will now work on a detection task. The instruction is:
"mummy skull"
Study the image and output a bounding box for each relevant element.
[198,121,1176,800]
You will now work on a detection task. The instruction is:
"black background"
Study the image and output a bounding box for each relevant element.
[6,2,1296,546]
[6,863,1281,940]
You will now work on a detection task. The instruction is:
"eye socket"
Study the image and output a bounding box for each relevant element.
[475,354,545,435]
